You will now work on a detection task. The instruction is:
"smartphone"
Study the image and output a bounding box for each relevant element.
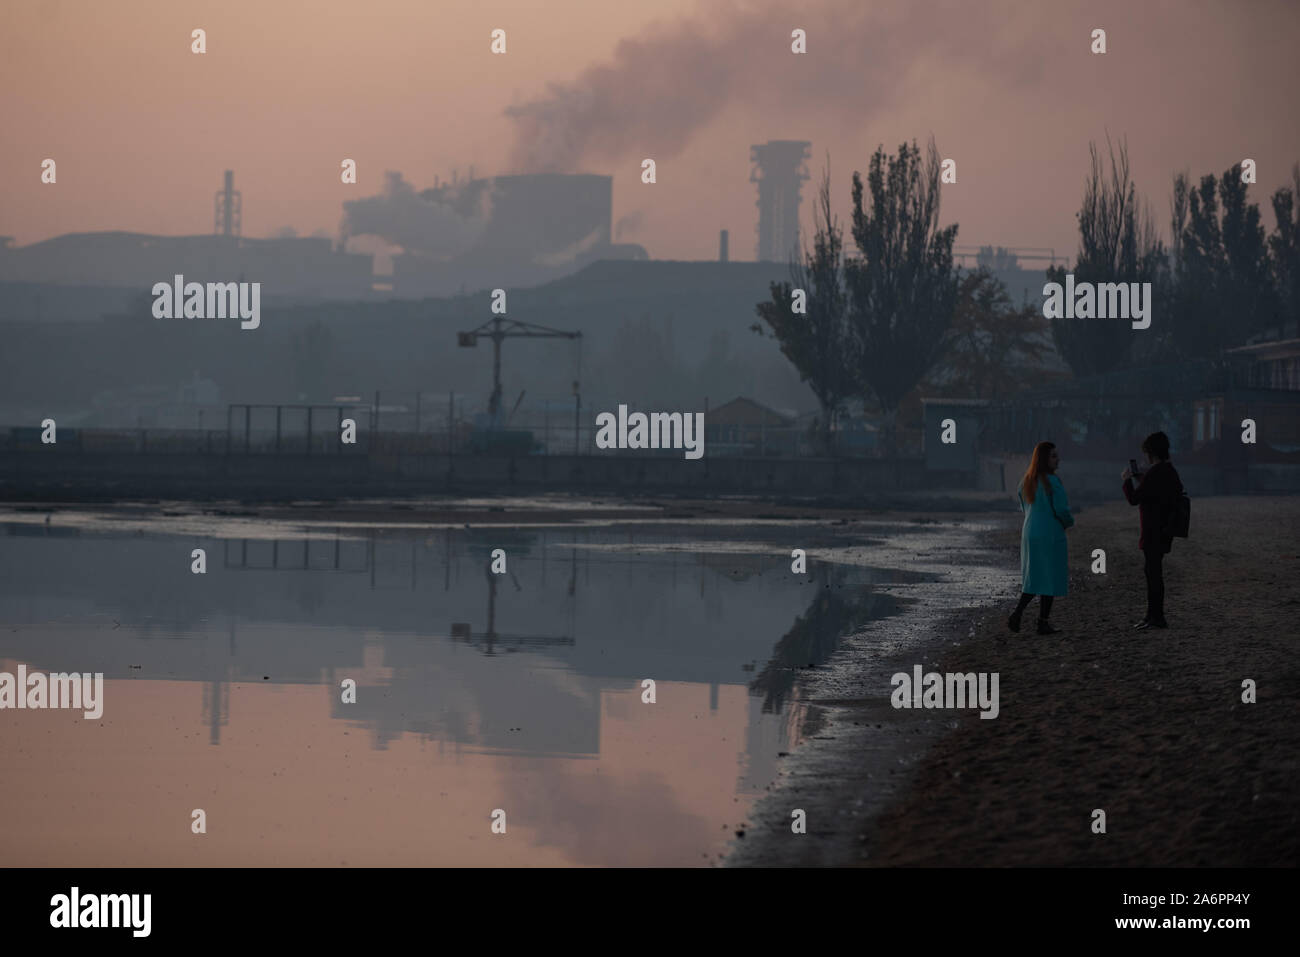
[1129,458,1141,477]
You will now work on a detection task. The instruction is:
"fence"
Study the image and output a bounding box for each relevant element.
[982,360,1231,457]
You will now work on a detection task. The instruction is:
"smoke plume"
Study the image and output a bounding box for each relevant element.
[503,0,1055,174]
[341,171,490,258]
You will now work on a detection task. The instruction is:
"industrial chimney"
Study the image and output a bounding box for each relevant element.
[214,170,242,238]
[719,229,729,263]
[750,141,810,262]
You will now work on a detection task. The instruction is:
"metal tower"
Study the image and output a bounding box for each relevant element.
[750,141,811,262]
[214,170,242,237]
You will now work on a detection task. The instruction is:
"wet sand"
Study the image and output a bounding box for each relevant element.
[729,495,1300,867]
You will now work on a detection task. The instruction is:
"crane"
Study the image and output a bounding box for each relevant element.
[457,316,582,424]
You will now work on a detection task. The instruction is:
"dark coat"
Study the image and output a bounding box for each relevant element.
[1122,460,1183,553]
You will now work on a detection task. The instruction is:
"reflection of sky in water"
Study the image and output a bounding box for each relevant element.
[0,520,915,866]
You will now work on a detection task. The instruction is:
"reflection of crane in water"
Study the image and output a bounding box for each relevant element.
[449,551,577,656]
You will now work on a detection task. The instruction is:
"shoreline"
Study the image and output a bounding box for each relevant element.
[730,495,1300,867]
[724,513,1015,866]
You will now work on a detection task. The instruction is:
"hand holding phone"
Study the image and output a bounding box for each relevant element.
[1129,458,1142,480]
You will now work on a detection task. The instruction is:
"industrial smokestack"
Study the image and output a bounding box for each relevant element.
[719,229,729,263]
[214,170,241,238]
[223,171,232,237]
[750,141,810,262]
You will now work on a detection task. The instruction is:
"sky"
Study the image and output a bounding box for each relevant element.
[3,0,1299,263]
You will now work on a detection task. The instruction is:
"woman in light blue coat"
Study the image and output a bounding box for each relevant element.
[1008,440,1073,635]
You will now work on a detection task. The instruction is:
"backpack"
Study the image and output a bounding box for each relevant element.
[1168,490,1191,538]
[1153,462,1190,540]
[1164,468,1190,540]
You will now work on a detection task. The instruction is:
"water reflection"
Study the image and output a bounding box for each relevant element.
[751,574,902,715]
[0,518,921,865]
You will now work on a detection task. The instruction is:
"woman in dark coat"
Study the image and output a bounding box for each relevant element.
[1010,441,1073,635]
[1122,431,1184,629]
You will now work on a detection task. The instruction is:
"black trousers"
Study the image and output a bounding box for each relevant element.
[1143,546,1166,622]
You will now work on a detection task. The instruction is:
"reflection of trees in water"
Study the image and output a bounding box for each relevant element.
[749,565,900,714]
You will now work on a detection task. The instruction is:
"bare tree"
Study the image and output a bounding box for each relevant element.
[1048,135,1165,376]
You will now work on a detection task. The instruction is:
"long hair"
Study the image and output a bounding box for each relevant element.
[1020,441,1055,503]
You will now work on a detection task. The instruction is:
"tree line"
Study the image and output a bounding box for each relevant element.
[1047,136,1300,374]
[755,136,1300,450]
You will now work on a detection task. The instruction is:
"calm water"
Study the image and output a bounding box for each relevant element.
[0,515,915,866]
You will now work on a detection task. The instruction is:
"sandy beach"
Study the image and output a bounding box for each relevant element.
[731,494,1300,867]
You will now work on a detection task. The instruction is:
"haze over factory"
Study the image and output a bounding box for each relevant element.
[0,138,835,306]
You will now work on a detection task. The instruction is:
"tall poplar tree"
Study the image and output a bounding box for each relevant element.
[844,138,959,442]
[1049,136,1164,377]
[754,161,855,453]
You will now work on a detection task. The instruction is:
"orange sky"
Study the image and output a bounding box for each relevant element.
[3,0,1298,263]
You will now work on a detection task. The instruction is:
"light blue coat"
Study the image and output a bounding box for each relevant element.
[1018,473,1073,596]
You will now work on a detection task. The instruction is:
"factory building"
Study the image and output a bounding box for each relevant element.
[385,173,648,298]
[0,232,375,301]
[0,171,375,302]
